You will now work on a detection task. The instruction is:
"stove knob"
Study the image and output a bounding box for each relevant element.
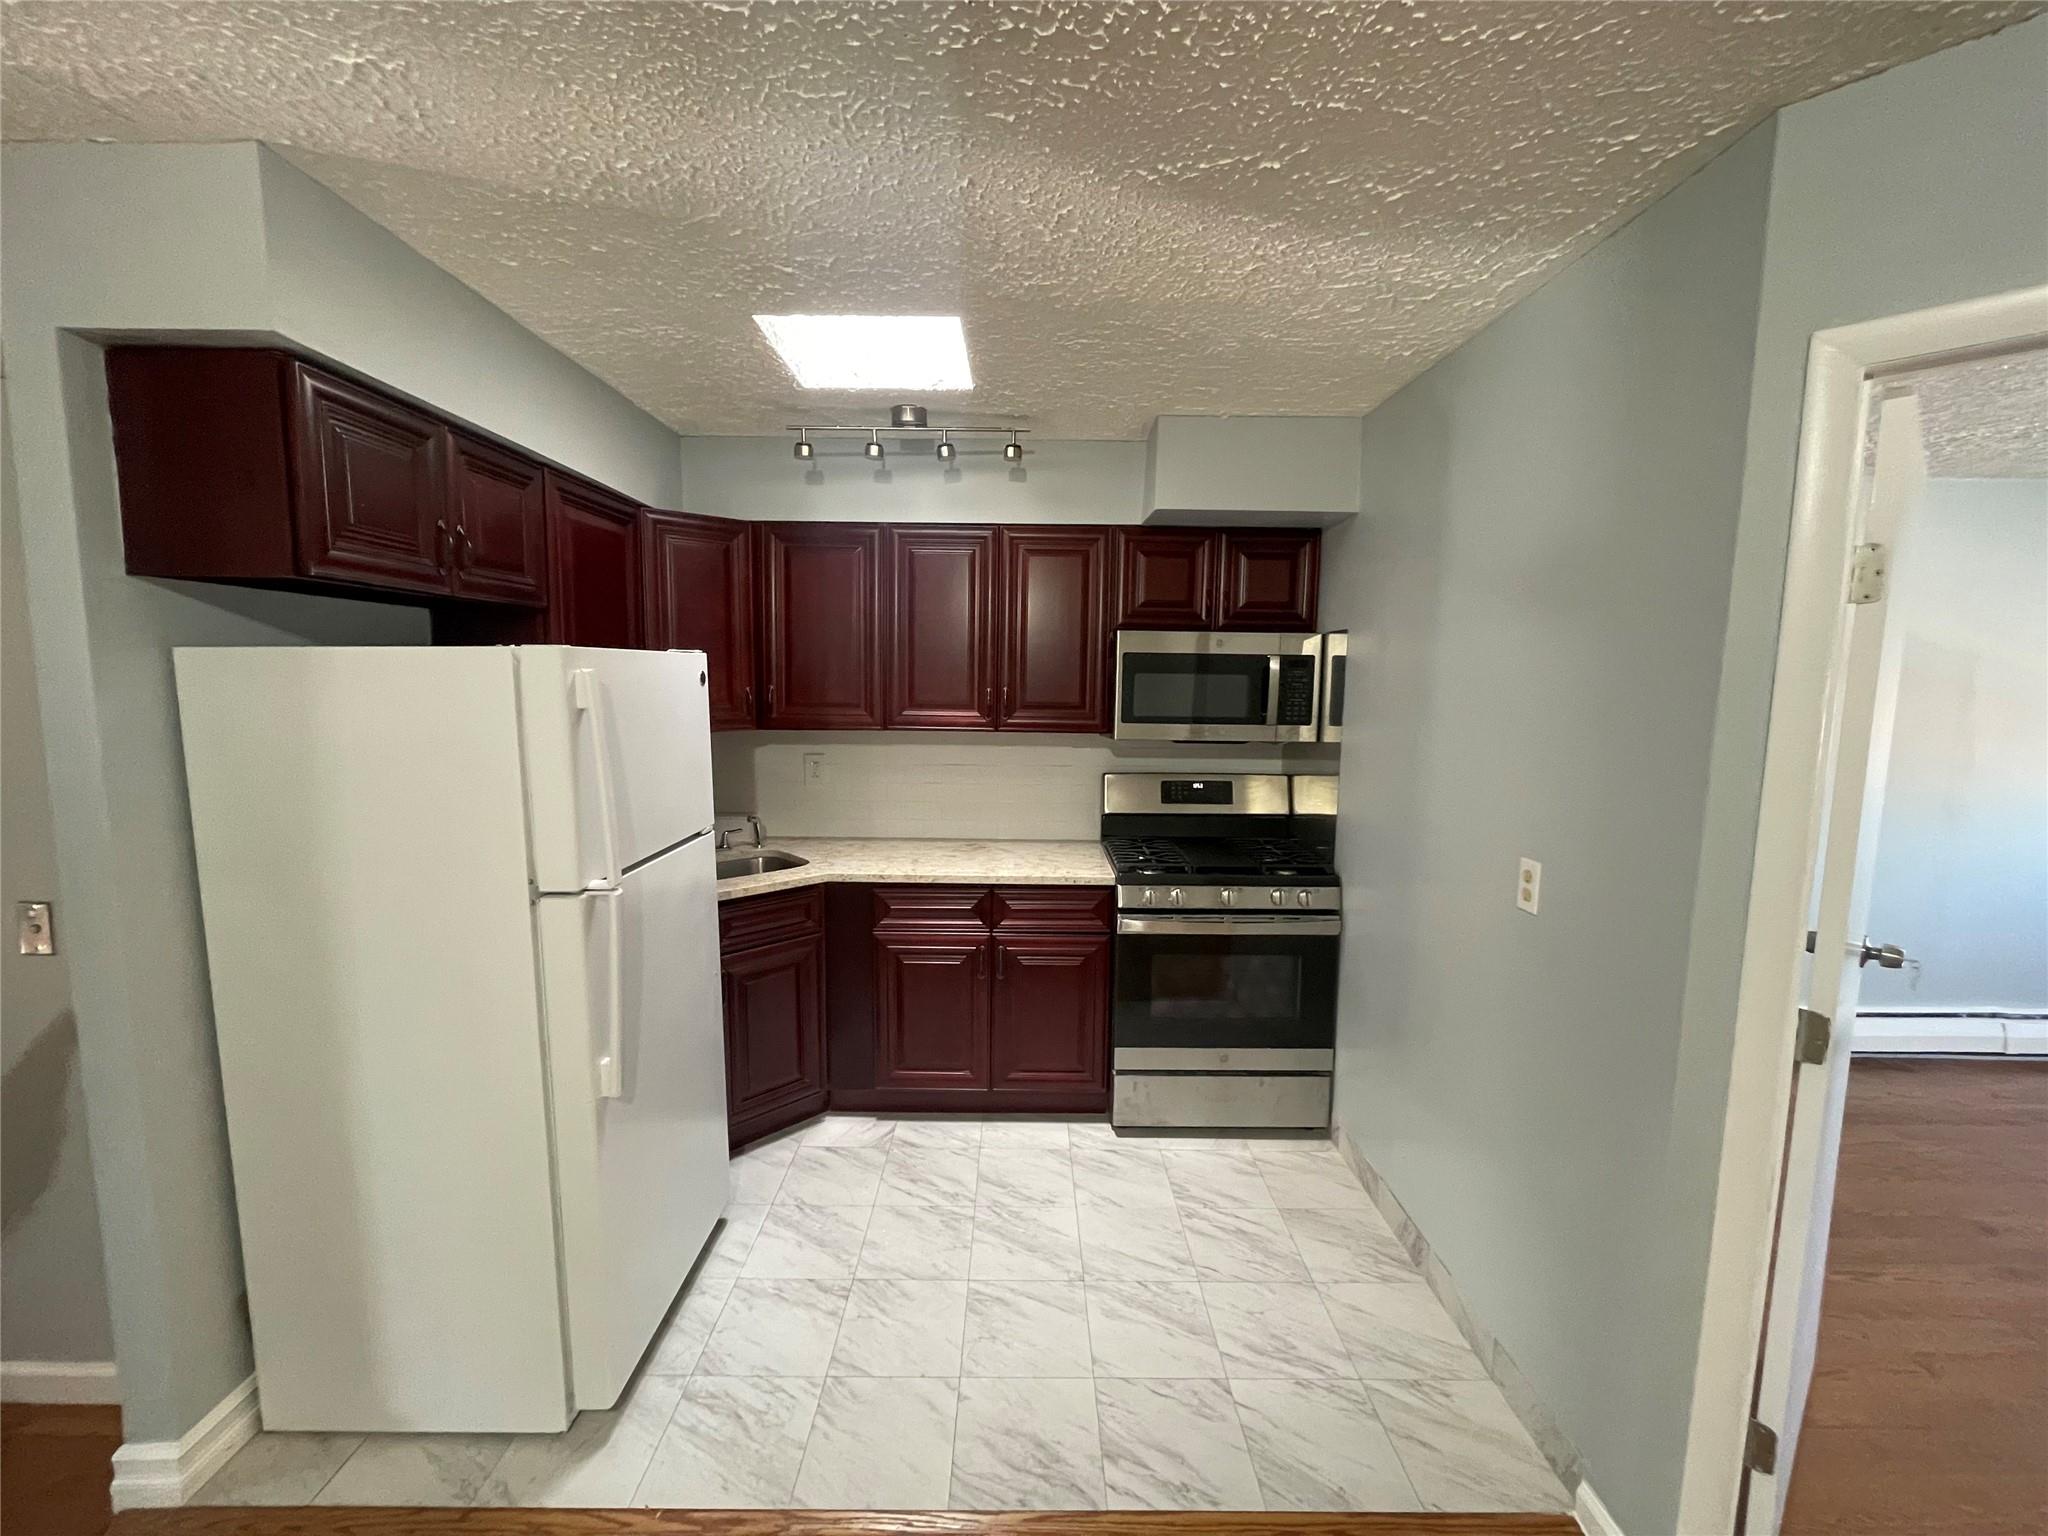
[1270,888,1285,907]
[1296,890,1314,908]
[1168,888,1185,908]
[1141,888,1156,907]
[1221,888,1238,907]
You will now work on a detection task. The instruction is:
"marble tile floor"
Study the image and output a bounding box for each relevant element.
[196,1115,1569,1515]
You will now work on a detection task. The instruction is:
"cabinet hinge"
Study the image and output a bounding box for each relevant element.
[1796,1007,1832,1066]
[1847,543,1889,604]
[1745,1418,1779,1475]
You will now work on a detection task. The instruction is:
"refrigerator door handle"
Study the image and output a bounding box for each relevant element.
[591,887,625,1099]
[569,669,624,890]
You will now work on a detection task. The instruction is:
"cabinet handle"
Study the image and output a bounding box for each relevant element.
[744,684,755,716]
[983,684,992,718]
[995,944,1006,983]
[455,524,472,568]
[1002,682,1013,719]
[435,518,451,571]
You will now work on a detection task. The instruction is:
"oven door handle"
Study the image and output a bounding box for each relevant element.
[1117,915,1342,938]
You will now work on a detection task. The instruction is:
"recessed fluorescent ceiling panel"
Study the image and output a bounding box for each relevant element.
[754,314,972,391]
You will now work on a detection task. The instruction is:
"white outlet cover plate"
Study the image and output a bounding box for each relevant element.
[1517,858,1541,915]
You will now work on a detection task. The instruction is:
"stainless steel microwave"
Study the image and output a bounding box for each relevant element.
[1112,631,1323,742]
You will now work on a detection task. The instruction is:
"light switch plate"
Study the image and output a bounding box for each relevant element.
[1516,859,1541,916]
[803,752,826,784]
[17,900,54,955]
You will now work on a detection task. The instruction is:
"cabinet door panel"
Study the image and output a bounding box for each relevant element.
[448,433,547,605]
[888,526,998,729]
[1216,530,1320,632]
[998,529,1110,733]
[761,524,885,729]
[991,933,1110,1092]
[545,472,641,648]
[645,512,757,729]
[1114,528,1216,629]
[722,932,827,1145]
[290,364,449,594]
[874,931,991,1090]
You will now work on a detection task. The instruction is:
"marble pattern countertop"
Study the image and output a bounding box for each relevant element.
[715,837,1114,903]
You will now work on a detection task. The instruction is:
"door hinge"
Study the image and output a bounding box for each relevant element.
[1745,1418,1779,1475]
[1847,542,1889,604]
[1796,1007,1832,1066]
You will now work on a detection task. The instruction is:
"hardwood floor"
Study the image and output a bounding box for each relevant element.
[1,1402,121,1536]
[1781,1058,2048,1536]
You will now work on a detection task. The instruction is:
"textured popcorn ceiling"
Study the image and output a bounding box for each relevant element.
[1879,348,2048,478]
[3,1,2038,437]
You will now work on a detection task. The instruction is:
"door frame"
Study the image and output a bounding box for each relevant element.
[1676,282,2048,1533]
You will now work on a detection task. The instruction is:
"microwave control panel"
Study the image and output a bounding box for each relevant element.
[1275,655,1319,726]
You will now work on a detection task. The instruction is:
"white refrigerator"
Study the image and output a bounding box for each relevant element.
[174,644,730,1433]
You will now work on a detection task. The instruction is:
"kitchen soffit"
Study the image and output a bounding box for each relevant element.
[2,1,2038,439]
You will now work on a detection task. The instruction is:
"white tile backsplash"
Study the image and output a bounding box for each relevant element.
[713,733,1337,841]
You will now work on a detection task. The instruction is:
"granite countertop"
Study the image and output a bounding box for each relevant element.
[715,837,1114,903]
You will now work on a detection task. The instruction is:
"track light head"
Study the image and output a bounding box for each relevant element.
[936,436,956,463]
[793,432,813,461]
[864,431,885,462]
[1003,434,1023,463]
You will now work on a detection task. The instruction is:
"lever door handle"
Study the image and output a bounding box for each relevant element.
[1805,929,1916,971]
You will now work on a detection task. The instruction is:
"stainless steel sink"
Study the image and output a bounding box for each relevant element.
[716,850,809,879]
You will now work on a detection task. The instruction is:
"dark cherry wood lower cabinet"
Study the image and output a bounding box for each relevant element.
[719,890,827,1149]
[873,928,992,1090]
[827,883,1111,1114]
[990,932,1110,1093]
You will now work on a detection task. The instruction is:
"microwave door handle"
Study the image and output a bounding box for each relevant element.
[1266,653,1283,728]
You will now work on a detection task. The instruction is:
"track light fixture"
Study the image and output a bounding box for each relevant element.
[782,405,1030,473]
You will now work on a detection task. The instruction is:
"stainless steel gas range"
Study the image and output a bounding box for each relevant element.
[1101,773,1340,1129]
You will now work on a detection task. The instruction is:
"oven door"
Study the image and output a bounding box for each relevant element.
[1112,914,1339,1068]
[1114,631,1283,742]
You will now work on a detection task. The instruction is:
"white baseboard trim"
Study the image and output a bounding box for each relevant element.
[1575,1476,1625,1536]
[109,1373,259,1511]
[1852,1012,2048,1056]
[1,1359,120,1404]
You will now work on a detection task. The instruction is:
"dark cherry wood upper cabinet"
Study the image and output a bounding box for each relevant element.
[990,932,1110,1094]
[997,528,1110,733]
[644,511,757,729]
[446,432,547,606]
[544,470,641,648]
[887,526,999,729]
[1114,527,1216,630]
[873,928,992,1091]
[759,523,886,730]
[1215,529,1321,632]
[288,365,452,596]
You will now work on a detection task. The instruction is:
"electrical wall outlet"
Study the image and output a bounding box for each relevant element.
[803,752,826,784]
[1516,858,1541,915]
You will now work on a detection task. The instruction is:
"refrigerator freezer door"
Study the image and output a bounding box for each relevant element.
[173,646,572,1432]
[519,647,715,894]
[536,830,730,1409]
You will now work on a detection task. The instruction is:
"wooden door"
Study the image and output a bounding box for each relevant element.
[544,471,641,648]
[888,526,999,729]
[446,432,547,606]
[990,933,1110,1093]
[873,929,991,1090]
[721,932,827,1146]
[1114,528,1216,629]
[644,511,757,729]
[289,363,450,595]
[997,528,1110,732]
[760,524,885,729]
[1215,530,1321,632]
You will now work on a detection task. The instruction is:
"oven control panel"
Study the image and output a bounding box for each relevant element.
[1118,883,1342,913]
